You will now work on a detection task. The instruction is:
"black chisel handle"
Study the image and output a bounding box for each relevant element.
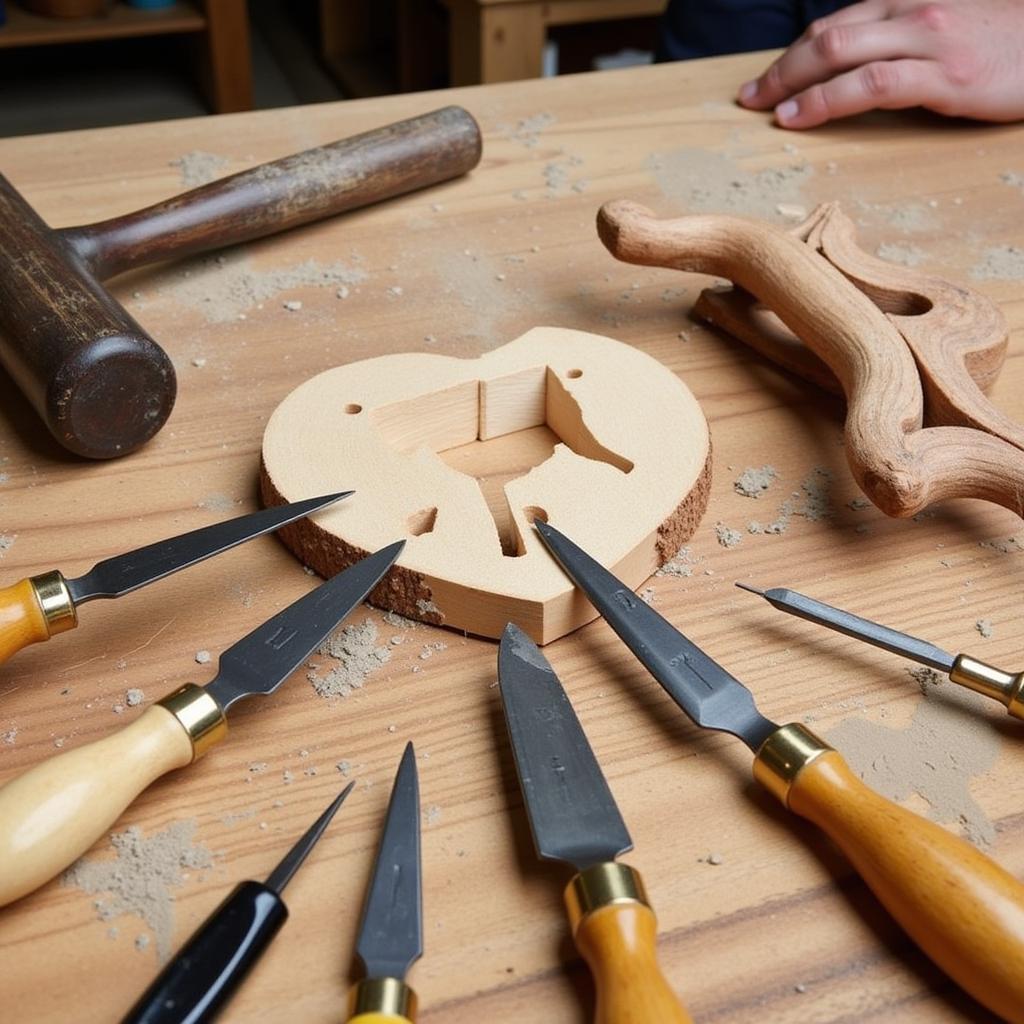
[121,881,288,1024]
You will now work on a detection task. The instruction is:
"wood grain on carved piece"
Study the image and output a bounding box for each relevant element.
[261,328,711,643]
[599,199,1024,521]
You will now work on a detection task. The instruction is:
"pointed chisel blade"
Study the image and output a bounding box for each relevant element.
[498,623,632,871]
[355,742,423,981]
[67,492,352,603]
[534,520,778,751]
[735,582,957,672]
[205,541,404,712]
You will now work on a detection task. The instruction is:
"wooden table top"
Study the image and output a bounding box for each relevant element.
[2,51,1023,1024]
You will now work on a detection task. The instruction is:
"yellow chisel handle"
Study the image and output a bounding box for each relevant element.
[347,978,415,1023]
[756,724,1024,1024]
[0,573,77,664]
[0,685,225,907]
[566,863,692,1024]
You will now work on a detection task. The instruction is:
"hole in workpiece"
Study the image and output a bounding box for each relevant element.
[407,507,438,537]
[345,404,362,414]
[503,507,548,558]
[369,366,631,558]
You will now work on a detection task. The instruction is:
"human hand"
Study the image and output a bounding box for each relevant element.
[737,0,1024,129]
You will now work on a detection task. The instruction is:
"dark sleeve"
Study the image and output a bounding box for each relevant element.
[657,0,855,61]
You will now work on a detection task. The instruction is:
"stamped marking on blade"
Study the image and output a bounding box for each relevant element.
[613,589,637,609]
[671,651,715,691]
[266,627,298,650]
[534,704,563,723]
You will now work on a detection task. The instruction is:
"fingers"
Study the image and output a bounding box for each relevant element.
[740,16,933,110]
[771,58,953,129]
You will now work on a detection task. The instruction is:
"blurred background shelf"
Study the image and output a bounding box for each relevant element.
[0,2,206,48]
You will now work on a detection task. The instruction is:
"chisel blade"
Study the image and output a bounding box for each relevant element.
[67,492,352,604]
[736,582,957,672]
[205,541,403,712]
[498,623,632,871]
[355,742,423,981]
[534,520,778,752]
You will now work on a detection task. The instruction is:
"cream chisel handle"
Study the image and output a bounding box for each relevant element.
[757,726,1024,1024]
[0,705,194,906]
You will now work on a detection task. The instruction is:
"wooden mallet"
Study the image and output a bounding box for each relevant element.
[0,106,481,459]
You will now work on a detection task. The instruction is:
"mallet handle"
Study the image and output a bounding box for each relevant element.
[63,106,481,279]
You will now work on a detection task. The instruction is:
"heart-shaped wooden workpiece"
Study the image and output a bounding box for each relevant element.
[260,327,711,643]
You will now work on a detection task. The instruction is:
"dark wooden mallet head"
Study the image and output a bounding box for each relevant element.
[0,106,482,459]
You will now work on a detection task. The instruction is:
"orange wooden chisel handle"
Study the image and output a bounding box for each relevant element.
[783,748,1024,1023]
[572,890,692,1024]
[0,579,54,663]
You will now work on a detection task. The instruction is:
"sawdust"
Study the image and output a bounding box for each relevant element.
[195,650,211,664]
[383,610,417,630]
[826,684,1000,846]
[648,147,812,219]
[425,805,442,826]
[498,112,556,148]
[970,245,1024,281]
[980,536,1023,554]
[63,820,213,961]
[2,726,16,744]
[655,546,698,578]
[0,534,15,557]
[307,619,391,698]
[856,200,937,233]
[908,666,943,693]
[125,689,144,707]
[734,465,778,499]
[714,522,743,548]
[875,242,926,267]
[999,171,1024,191]
[163,253,368,323]
[976,618,994,639]
[197,494,237,513]
[747,467,833,535]
[170,151,229,188]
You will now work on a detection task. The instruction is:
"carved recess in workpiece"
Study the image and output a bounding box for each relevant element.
[260,327,711,644]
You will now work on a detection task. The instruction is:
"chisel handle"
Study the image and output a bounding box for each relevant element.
[0,703,195,907]
[348,1015,414,1023]
[566,864,692,1024]
[122,881,287,1024]
[756,724,1024,1024]
[0,573,76,664]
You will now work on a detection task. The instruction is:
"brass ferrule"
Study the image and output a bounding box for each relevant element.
[158,684,228,761]
[754,723,833,806]
[30,571,77,636]
[350,977,417,1020]
[565,862,649,933]
[950,654,1024,719]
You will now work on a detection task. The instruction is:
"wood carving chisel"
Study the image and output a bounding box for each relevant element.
[0,491,351,664]
[0,540,403,908]
[737,582,1024,720]
[498,623,691,1024]
[534,520,1024,1023]
[347,741,422,1024]
[122,782,356,1024]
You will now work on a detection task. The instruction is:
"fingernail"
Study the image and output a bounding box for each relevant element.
[739,80,758,103]
[775,99,799,123]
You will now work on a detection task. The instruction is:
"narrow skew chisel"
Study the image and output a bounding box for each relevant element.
[736,582,1024,719]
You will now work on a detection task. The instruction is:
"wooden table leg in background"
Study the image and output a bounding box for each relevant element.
[446,0,546,85]
[197,0,252,113]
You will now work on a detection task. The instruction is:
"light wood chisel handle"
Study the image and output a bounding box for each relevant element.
[0,705,194,907]
[567,866,692,1024]
[757,728,1024,1024]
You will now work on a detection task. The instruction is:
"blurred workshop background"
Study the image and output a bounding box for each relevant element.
[0,0,669,137]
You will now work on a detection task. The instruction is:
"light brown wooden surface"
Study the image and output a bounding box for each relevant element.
[1,52,1023,1023]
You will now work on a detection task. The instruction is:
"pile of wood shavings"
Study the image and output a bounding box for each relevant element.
[307,619,391,698]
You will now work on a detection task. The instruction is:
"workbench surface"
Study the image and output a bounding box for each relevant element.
[2,52,1023,1023]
